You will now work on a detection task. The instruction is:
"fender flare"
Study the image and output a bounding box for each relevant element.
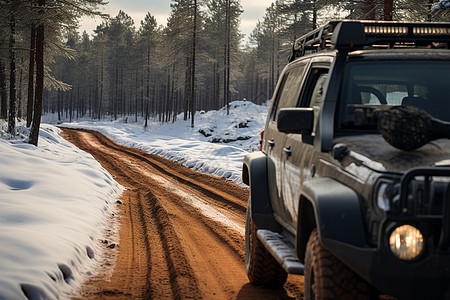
[297,177,367,260]
[242,152,280,231]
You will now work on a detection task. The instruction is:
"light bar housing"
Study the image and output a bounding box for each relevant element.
[290,20,450,62]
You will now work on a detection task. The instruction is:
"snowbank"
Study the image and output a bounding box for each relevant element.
[0,100,268,299]
[0,121,122,299]
[54,100,270,183]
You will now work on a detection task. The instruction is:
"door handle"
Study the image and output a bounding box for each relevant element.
[283,147,292,156]
[268,139,275,147]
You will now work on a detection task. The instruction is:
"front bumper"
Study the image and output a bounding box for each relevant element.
[323,234,450,300]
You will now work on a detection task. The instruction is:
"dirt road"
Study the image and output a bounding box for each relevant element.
[61,128,304,299]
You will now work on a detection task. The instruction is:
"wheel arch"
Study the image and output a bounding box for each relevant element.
[297,196,317,262]
[296,177,368,261]
[242,152,280,231]
[242,163,250,186]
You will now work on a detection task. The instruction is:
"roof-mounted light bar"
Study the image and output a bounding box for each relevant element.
[290,20,450,62]
[413,26,450,35]
[364,25,408,35]
[364,24,450,36]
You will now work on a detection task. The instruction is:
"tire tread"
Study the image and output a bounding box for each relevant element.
[305,229,374,300]
[245,214,287,288]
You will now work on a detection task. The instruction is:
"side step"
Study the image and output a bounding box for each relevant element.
[257,229,304,275]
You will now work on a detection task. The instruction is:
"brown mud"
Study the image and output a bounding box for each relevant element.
[61,127,304,299]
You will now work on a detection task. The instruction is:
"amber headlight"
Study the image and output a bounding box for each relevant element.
[389,225,424,261]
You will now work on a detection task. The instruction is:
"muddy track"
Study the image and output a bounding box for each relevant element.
[61,128,303,299]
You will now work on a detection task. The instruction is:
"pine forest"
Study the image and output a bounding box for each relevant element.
[0,0,449,145]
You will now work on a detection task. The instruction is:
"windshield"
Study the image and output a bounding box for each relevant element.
[338,60,450,130]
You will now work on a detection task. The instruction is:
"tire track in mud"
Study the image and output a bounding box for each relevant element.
[91,129,248,215]
[61,127,303,299]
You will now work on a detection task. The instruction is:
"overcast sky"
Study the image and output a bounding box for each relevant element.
[79,0,275,43]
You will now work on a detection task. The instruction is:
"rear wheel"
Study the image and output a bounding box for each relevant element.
[304,229,374,300]
[245,201,287,288]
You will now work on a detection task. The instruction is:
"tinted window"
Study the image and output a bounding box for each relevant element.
[310,73,328,133]
[338,61,450,130]
[270,65,307,122]
[298,68,329,133]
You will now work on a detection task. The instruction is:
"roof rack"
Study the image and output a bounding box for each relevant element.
[289,20,450,62]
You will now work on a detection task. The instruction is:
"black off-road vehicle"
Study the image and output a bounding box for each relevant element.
[242,20,450,299]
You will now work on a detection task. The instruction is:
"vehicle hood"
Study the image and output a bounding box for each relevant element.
[334,135,450,175]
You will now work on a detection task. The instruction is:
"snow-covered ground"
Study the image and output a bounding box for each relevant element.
[0,100,269,299]
[51,100,269,183]
[0,122,122,299]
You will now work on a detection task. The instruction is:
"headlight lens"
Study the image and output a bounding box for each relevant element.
[389,225,424,261]
[376,181,399,211]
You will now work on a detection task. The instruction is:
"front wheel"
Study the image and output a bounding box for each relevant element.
[304,229,374,300]
[245,201,287,288]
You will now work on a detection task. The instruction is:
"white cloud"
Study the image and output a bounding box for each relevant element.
[78,0,275,42]
[239,0,274,39]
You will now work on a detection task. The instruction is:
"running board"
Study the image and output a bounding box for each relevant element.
[257,229,304,275]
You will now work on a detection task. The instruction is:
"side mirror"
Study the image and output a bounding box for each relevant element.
[277,108,314,135]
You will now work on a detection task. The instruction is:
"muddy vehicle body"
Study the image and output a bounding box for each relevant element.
[242,21,450,299]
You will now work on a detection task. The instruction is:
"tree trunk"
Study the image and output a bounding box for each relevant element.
[190,0,197,128]
[0,62,7,120]
[171,63,176,123]
[166,72,171,123]
[18,58,23,119]
[69,89,73,122]
[29,0,45,146]
[8,13,16,135]
[135,68,138,122]
[120,67,123,118]
[312,0,317,29]
[215,61,220,109]
[225,0,231,115]
[383,0,393,20]
[57,89,61,121]
[254,74,259,104]
[364,0,377,19]
[98,51,103,120]
[114,63,118,120]
[223,1,228,112]
[184,52,191,121]
[27,25,36,127]
[145,42,150,128]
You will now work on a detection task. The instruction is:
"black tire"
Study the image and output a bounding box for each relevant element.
[304,229,374,300]
[245,201,287,288]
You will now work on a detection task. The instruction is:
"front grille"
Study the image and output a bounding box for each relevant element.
[395,168,450,218]
[388,168,450,250]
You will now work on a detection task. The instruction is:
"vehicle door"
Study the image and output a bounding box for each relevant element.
[263,59,309,229]
[280,60,331,230]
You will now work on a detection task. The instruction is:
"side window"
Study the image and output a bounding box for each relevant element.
[310,73,328,132]
[269,74,289,121]
[298,68,329,133]
[270,64,307,122]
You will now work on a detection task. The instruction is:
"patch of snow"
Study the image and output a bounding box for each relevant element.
[51,100,270,183]
[0,120,122,299]
[0,99,269,299]
[432,0,450,10]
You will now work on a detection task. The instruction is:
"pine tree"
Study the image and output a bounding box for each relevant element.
[27,0,108,146]
[137,13,159,127]
[29,0,45,146]
[0,62,6,120]
[8,5,16,135]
